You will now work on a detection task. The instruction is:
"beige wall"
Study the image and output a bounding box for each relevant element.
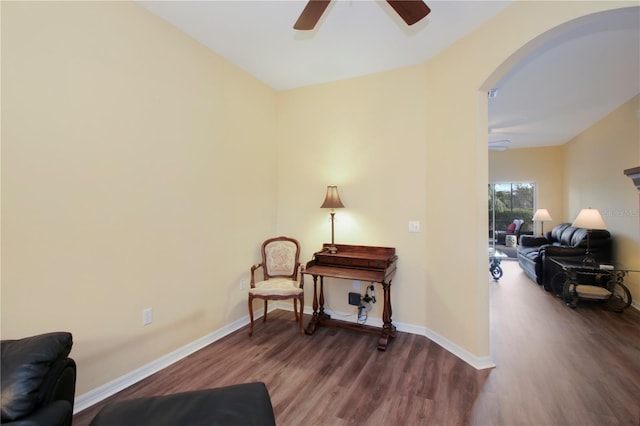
[490,146,566,232]
[276,66,429,325]
[278,1,636,359]
[1,2,278,394]
[2,0,636,400]
[564,94,640,301]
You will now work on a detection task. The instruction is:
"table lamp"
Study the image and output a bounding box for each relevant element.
[320,185,344,254]
[532,208,552,236]
[572,208,607,266]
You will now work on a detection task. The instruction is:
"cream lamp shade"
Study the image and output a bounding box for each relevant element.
[532,208,552,235]
[532,209,552,222]
[572,208,606,265]
[572,208,607,230]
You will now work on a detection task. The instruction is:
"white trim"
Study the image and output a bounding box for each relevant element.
[422,326,496,369]
[282,303,496,370]
[73,309,263,414]
[75,303,495,414]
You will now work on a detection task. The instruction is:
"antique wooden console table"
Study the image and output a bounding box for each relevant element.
[302,243,398,351]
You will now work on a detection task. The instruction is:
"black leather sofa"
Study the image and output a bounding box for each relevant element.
[89,382,276,426]
[517,223,613,293]
[1,332,76,426]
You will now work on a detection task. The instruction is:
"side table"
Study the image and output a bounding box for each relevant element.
[549,257,636,312]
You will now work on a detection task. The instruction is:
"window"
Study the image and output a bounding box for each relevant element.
[489,182,535,244]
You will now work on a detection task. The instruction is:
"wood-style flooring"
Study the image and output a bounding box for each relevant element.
[73,260,640,425]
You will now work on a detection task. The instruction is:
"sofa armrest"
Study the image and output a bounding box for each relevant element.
[519,235,548,247]
[39,358,76,411]
[587,237,612,250]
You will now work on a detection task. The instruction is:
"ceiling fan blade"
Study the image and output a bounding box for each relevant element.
[386,0,431,26]
[294,0,332,30]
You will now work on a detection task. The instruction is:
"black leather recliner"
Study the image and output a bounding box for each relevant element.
[1,332,76,426]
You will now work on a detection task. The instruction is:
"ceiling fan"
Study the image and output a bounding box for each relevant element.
[294,0,431,31]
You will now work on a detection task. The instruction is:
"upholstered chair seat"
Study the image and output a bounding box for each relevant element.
[250,278,303,297]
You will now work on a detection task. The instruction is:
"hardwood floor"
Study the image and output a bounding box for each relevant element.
[469,260,640,426]
[74,260,640,425]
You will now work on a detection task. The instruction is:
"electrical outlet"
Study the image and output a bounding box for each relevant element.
[240,278,247,290]
[143,307,153,326]
[353,280,361,290]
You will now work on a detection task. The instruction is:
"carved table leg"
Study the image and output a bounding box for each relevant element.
[318,276,330,320]
[305,275,320,335]
[378,281,396,351]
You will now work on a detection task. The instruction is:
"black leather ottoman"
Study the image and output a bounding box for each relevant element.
[89,382,276,426]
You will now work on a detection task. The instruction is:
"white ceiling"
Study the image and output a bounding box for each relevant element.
[136,1,640,150]
[488,6,640,150]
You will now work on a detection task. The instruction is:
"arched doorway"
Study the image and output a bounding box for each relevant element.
[424,2,638,370]
[481,4,639,358]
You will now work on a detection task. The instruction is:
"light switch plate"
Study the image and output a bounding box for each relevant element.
[408,221,420,233]
[143,308,153,326]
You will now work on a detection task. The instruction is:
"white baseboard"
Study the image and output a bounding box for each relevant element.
[73,309,263,414]
[422,327,496,370]
[281,303,495,370]
[74,304,494,414]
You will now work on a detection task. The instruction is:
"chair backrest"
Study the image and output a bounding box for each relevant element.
[513,219,524,231]
[261,236,301,280]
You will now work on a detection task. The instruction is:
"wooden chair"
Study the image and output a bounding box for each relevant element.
[248,236,305,336]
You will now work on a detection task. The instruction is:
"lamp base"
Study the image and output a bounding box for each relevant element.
[326,245,338,254]
[582,253,597,266]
